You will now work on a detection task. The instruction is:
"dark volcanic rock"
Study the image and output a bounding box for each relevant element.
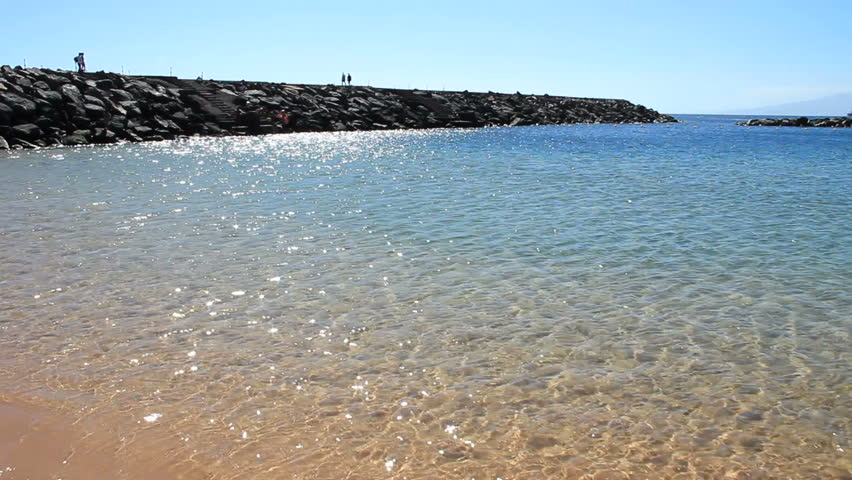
[110,89,134,102]
[40,73,71,88]
[0,92,37,116]
[95,79,114,90]
[34,116,54,130]
[738,117,851,128]
[61,133,89,145]
[11,123,43,140]
[35,88,64,105]
[132,125,154,137]
[119,101,142,117]
[72,115,92,129]
[0,102,13,123]
[92,128,118,144]
[83,95,106,108]
[1,65,677,149]
[60,84,84,105]
[84,103,107,118]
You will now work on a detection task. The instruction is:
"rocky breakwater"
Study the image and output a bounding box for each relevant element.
[737,116,851,128]
[0,65,676,150]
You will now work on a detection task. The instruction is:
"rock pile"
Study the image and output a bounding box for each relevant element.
[737,117,851,128]
[0,65,676,150]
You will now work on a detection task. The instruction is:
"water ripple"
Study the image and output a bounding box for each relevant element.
[0,117,849,478]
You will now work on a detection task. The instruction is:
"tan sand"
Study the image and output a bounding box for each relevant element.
[0,396,211,480]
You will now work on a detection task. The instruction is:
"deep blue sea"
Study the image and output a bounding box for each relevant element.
[0,115,849,478]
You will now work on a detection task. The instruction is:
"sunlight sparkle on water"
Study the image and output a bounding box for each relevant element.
[143,413,162,423]
[0,124,848,479]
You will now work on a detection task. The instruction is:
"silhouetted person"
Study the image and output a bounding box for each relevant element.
[341,72,346,86]
[74,52,86,73]
[347,73,352,86]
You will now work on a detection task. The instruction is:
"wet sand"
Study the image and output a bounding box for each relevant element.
[0,396,209,480]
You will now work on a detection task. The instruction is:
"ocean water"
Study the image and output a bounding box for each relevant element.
[0,115,849,479]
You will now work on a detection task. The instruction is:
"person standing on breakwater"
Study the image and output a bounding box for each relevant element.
[341,72,346,86]
[347,73,352,86]
[74,52,86,73]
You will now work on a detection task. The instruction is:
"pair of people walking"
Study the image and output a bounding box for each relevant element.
[74,52,86,73]
[341,72,352,86]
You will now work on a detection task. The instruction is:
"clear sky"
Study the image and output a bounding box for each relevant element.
[2,0,850,114]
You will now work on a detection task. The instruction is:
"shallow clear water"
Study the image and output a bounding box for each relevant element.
[0,116,849,479]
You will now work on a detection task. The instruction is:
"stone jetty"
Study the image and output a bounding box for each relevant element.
[737,117,851,128]
[0,65,676,150]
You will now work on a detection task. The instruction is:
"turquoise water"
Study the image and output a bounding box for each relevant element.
[0,116,849,478]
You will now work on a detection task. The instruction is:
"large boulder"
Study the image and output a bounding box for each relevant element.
[0,136,8,150]
[118,100,142,117]
[150,116,180,132]
[34,116,54,130]
[11,123,43,140]
[60,84,84,103]
[40,73,72,88]
[95,79,114,90]
[184,94,224,120]
[84,103,107,118]
[108,115,128,132]
[33,98,56,116]
[83,95,106,108]
[92,128,118,144]
[64,102,86,118]
[0,102,12,123]
[71,115,92,129]
[110,89,134,102]
[0,92,37,116]
[60,84,85,118]
[13,76,33,90]
[170,111,189,124]
[108,100,127,116]
[132,125,154,137]
[61,133,89,145]
[124,80,161,99]
[0,79,22,95]
[35,88,64,105]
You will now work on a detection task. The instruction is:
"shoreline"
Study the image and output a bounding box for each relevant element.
[0,65,676,150]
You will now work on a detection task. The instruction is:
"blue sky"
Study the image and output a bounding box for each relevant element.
[2,0,850,114]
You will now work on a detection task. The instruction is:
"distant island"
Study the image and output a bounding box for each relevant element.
[0,65,676,150]
[724,92,852,117]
